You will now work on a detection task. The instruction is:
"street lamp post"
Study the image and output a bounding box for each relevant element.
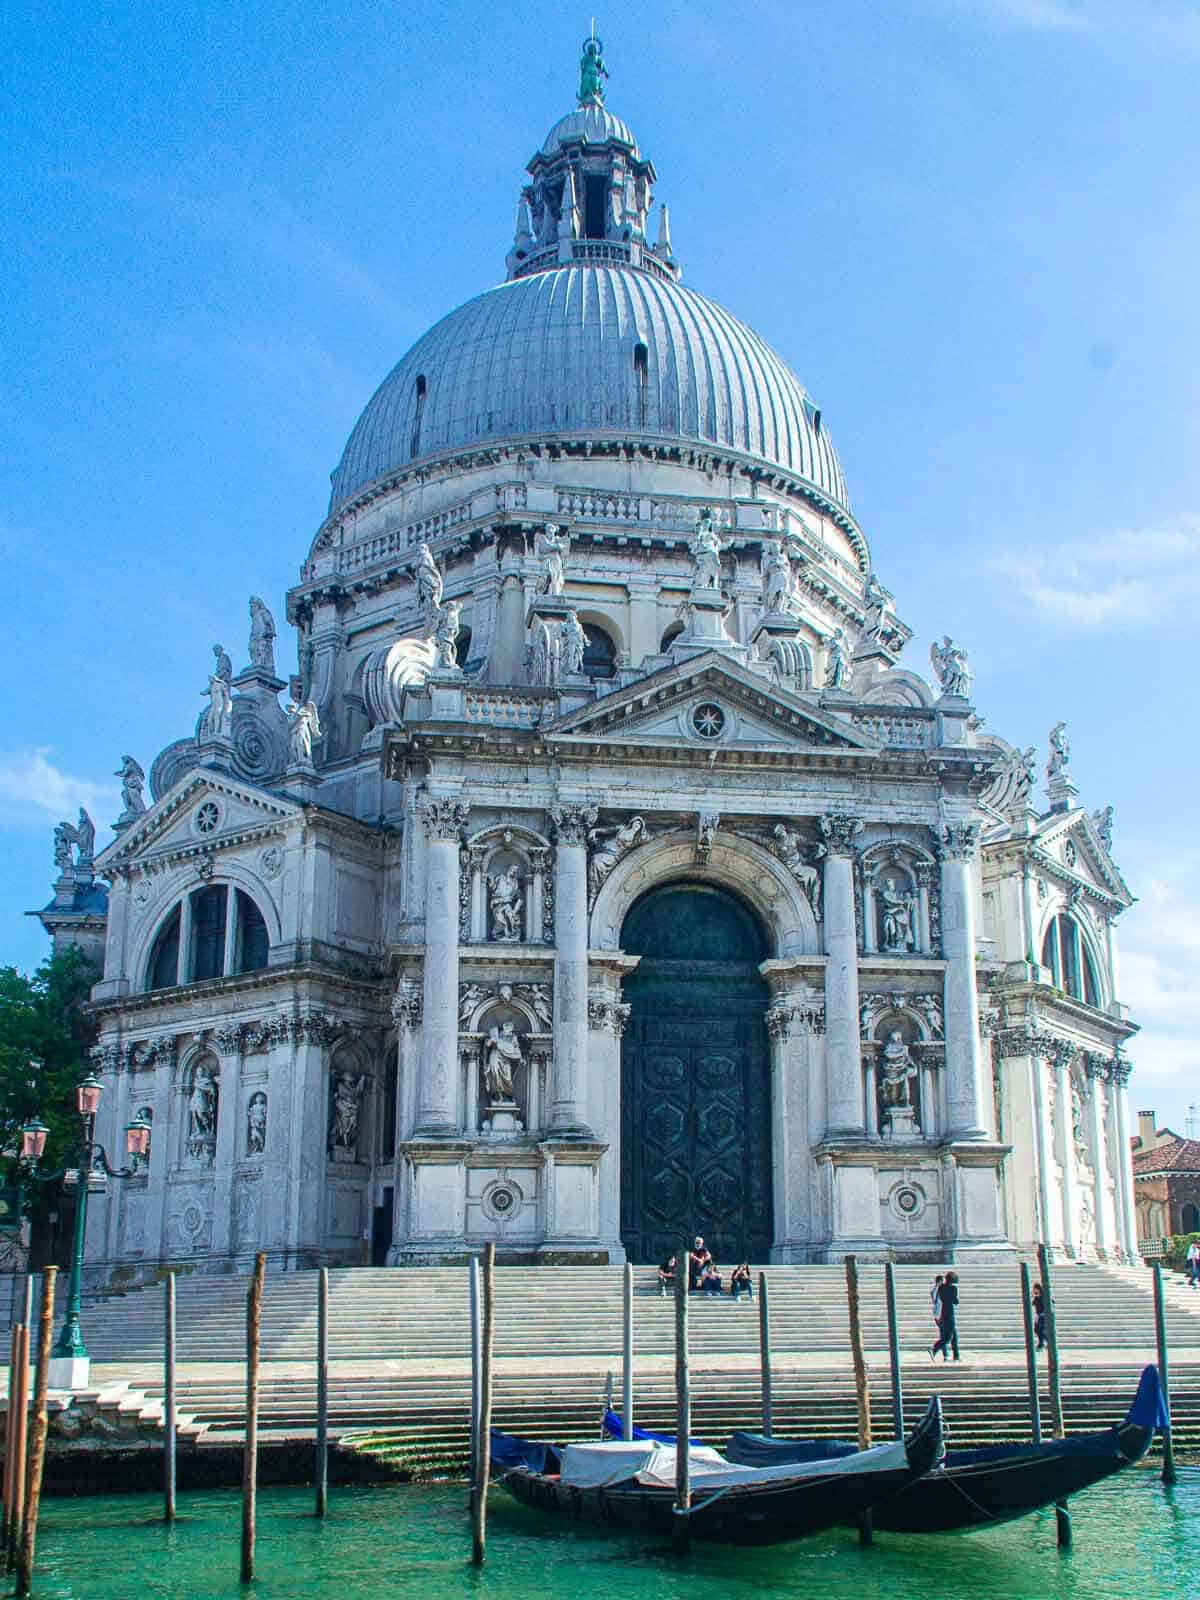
[22,1072,151,1389]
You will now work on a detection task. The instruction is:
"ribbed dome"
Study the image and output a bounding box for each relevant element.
[540,103,639,156]
[329,265,848,514]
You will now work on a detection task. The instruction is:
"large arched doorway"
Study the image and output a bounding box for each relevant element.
[619,882,773,1265]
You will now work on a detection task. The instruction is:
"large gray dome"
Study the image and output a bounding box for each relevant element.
[329,265,848,515]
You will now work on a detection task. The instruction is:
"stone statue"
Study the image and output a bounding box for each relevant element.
[824,628,849,690]
[1013,747,1037,809]
[484,1021,523,1101]
[879,1032,917,1108]
[770,824,821,915]
[415,542,443,617]
[433,600,462,669]
[691,508,723,590]
[1071,1077,1086,1158]
[330,1070,366,1151]
[762,543,797,614]
[248,597,277,674]
[459,983,488,1023]
[863,570,894,640]
[1092,805,1114,851]
[587,815,648,903]
[529,615,561,686]
[116,755,146,816]
[246,1092,267,1156]
[53,823,74,873]
[75,808,95,863]
[212,642,233,683]
[561,609,586,675]
[1048,721,1070,778]
[916,994,944,1037]
[521,983,553,1030]
[578,33,608,104]
[930,635,971,698]
[188,1067,217,1141]
[286,700,321,765]
[487,863,523,942]
[201,670,234,741]
[879,876,916,953]
[535,524,569,595]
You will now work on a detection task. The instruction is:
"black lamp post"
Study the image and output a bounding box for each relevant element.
[22,1071,151,1383]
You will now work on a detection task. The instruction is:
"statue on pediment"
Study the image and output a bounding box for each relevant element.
[825,628,849,690]
[212,643,233,684]
[415,542,443,618]
[762,542,798,615]
[535,524,569,595]
[248,597,277,675]
[930,635,971,698]
[116,755,146,816]
[433,600,462,669]
[561,608,586,674]
[863,571,894,640]
[286,700,321,765]
[201,670,234,741]
[691,508,723,590]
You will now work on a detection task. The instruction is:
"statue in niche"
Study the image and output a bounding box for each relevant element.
[1048,721,1070,778]
[879,876,917,953]
[762,543,798,615]
[415,542,443,616]
[930,635,971,698]
[487,863,524,942]
[188,1067,218,1142]
[561,609,586,674]
[212,642,233,684]
[201,668,234,741]
[879,1032,918,1108]
[535,524,569,595]
[1071,1078,1086,1159]
[863,570,894,640]
[433,600,462,669]
[587,815,648,902]
[330,1070,367,1153]
[824,628,849,690]
[248,597,277,674]
[246,1092,267,1156]
[484,1021,523,1102]
[691,508,723,590]
[286,699,322,765]
[116,755,146,816]
[770,824,821,915]
[459,983,488,1023]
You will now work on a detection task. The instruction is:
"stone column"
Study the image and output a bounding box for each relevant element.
[1030,1052,1057,1246]
[143,1039,176,1264]
[176,891,194,986]
[1086,1062,1110,1257]
[1052,1048,1079,1257]
[416,798,468,1134]
[283,1020,332,1267]
[1111,1067,1139,1257]
[938,822,988,1139]
[210,1029,242,1258]
[818,814,864,1136]
[549,804,597,1135]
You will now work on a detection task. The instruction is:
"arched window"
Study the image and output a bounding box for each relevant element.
[455,624,473,670]
[145,886,271,991]
[410,374,427,458]
[633,342,649,429]
[1040,913,1101,1007]
[660,621,684,652]
[582,623,618,679]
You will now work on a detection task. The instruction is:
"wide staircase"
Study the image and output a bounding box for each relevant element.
[7,1261,1196,1468]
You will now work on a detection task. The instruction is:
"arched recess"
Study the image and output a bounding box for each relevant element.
[618,881,773,1266]
[462,824,552,945]
[131,860,282,992]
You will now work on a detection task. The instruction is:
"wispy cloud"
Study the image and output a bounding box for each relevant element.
[0,749,111,832]
[992,514,1200,630]
[932,0,1200,45]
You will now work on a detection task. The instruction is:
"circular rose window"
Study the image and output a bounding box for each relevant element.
[195,801,220,835]
[692,702,725,740]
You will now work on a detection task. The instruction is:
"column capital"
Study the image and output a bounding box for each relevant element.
[937,820,981,861]
[421,796,469,841]
[818,813,863,857]
[550,803,597,846]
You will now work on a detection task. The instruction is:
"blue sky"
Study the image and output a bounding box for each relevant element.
[1,0,1195,1130]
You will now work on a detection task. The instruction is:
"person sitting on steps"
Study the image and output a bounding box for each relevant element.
[657,1253,677,1296]
[729,1263,753,1302]
[688,1237,712,1291]
[699,1260,723,1296]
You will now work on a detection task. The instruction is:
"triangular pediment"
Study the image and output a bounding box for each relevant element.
[544,651,878,756]
[94,769,303,872]
[1034,809,1133,907]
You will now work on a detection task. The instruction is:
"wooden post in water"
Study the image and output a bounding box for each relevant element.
[468,1255,481,1507]
[1036,1243,1070,1549]
[1152,1264,1177,1485]
[165,1272,177,1523]
[471,1242,495,1566]
[758,1272,773,1437]
[1019,1261,1043,1446]
[844,1255,873,1546]
[622,1261,633,1441]
[316,1266,329,1517]
[884,1262,903,1441]
[15,1265,56,1599]
[241,1252,266,1584]
[9,1323,30,1571]
[672,1235,691,1554]
[2,1321,18,1564]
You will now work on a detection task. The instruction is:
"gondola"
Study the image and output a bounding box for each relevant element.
[491,1395,943,1547]
[720,1364,1167,1534]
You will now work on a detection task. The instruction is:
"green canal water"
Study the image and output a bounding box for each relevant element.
[12,1467,1198,1600]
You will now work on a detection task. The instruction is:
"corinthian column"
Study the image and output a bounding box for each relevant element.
[938,821,988,1139]
[819,813,865,1136]
[416,797,468,1133]
[549,803,597,1135]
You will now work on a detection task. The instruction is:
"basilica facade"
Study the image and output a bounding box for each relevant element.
[39,46,1140,1284]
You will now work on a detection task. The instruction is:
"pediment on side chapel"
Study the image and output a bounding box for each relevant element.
[543,652,877,754]
[95,770,303,872]
[1035,810,1133,907]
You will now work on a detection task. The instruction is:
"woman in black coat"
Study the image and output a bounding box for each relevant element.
[930,1270,960,1361]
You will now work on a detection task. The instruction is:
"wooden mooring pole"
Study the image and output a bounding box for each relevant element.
[844,1255,873,1546]
[241,1253,266,1583]
[470,1242,495,1566]
[316,1266,329,1516]
[1037,1243,1071,1549]
[165,1272,177,1523]
[758,1272,773,1437]
[1152,1264,1177,1485]
[622,1261,634,1441]
[468,1255,481,1508]
[3,1320,18,1565]
[672,1234,691,1554]
[10,1321,30,1571]
[1019,1261,1043,1446]
[884,1261,903,1441]
[15,1265,56,1599]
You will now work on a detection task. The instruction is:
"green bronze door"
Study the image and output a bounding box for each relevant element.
[620,883,773,1266]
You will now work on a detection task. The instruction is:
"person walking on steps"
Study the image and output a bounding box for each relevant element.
[930,1273,944,1328]
[1032,1280,1047,1350]
[930,1270,960,1361]
[1187,1238,1200,1289]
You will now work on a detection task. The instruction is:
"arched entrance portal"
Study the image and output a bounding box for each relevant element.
[620,882,773,1265]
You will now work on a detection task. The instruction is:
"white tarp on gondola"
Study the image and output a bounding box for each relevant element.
[634,1436,911,1490]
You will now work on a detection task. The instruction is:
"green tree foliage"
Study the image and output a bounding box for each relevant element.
[0,948,97,1207]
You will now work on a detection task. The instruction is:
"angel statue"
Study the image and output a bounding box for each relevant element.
[286,700,322,765]
[116,755,147,816]
[587,815,648,903]
[930,635,971,698]
[415,542,443,617]
[578,32,608,104]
